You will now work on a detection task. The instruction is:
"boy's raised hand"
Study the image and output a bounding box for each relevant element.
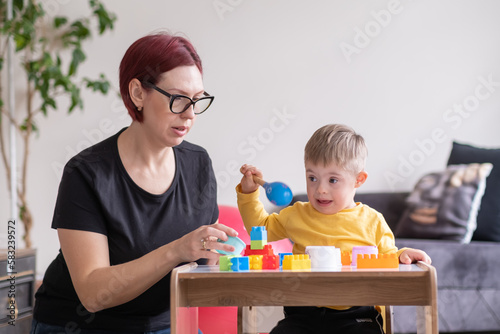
[239,164,263,194]
[399,248,432,265]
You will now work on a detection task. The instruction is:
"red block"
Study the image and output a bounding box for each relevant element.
[262,254,279,269]
[244,244,274,256]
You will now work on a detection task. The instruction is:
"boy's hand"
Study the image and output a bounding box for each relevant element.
[239,164,262,194]
[399,248,432,265]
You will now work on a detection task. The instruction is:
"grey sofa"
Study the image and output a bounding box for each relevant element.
[292,192,500,333]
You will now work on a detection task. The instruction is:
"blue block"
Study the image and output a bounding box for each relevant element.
[250,226,267,241]
[230,256,250,271]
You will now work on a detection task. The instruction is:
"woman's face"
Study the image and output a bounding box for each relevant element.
[141,65,204,148]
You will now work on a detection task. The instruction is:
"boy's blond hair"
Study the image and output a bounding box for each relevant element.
[304,124,367,175]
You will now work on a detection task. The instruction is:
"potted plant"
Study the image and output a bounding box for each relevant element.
[0,0,116,248]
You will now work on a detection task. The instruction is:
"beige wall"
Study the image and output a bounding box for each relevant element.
[1,0,500,316]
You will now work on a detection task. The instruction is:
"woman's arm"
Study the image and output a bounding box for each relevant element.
[59,222,237,313]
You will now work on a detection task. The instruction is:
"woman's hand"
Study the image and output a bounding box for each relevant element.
[172,221,239,264]
[399,248,432,264]
[239,164,262,194]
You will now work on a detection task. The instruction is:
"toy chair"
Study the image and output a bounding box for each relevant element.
[198,205,293,334]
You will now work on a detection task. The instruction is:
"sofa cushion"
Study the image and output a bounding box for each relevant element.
[394,238,500,333]
[395,238,500,289]
[395,163,492,243]
[447,141,500,242]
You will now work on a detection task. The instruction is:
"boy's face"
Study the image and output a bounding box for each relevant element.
[305,161,365,215]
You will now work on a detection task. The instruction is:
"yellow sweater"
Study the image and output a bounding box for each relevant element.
[236,185,402,256]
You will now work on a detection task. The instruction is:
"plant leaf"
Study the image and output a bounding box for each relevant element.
[83,74,110,94]
[54,17,68,28]
[91,0,116,34]
[19,118,38,133]
[68,48,86,76]
[69,85,83,112]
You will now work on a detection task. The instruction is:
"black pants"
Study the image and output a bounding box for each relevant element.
[270,306,384,334]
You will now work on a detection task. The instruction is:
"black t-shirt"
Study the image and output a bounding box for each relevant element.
[34,128,218,332]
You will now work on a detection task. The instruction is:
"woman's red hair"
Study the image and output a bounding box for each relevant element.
[119,32,203,122]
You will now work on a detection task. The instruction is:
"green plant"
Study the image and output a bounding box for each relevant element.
[0,0,116,247]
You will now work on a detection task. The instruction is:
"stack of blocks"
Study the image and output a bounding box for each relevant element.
[218,226,314,271]
[218,228,397,271]
[340,249,399,269]
[250,226,267,249]
[220,226,282,271]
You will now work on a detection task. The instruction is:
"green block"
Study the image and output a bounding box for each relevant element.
[219,255,234,271]
[251,240,267,250]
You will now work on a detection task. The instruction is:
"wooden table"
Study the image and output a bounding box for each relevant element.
[171,262,438,334]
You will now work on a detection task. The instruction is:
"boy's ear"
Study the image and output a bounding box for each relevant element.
[355,171,368,188]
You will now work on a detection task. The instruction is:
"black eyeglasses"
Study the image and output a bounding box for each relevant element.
[142,81,214,115]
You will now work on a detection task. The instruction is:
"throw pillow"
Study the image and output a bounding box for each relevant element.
[395,163,492,243]
[447,142,500,241]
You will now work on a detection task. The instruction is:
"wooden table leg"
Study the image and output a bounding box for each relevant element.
[171,263,198,334]
[416,262,438,334]
[384,305,393,334]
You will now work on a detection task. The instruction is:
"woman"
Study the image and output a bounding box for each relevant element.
[31,32,237,333]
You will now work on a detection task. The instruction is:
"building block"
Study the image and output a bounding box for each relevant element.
[251,240,267,250]
[262,254,279,269]
[250,226,268,249]
[244,244,274,256]
[219,255,234,271]
[230,256,250,271]
[249,255,263,270]
[356,253,399,269]
[351,246,378,266]
[282,254,311,270]
[341,251,351,266]
[250,226,267,241]
[279,252,293,267]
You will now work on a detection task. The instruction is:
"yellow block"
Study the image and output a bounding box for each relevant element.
[249,255,263,270]
[357,253,398,269]
[282,254,311,270]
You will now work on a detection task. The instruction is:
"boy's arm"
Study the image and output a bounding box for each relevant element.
[375,213,432,264]
[236,184,289,241]
[237,164,289,241]
[376,212,400,255]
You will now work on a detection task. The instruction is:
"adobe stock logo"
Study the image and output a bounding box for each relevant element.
[339,0,404,64]
[213,0,244,21]
[384,74,499,190]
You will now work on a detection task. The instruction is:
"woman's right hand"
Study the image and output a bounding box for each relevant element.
[172,222,239,263]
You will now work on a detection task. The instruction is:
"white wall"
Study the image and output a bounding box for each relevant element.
[2,0,500,293]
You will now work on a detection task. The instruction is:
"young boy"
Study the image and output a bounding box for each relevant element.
[236,124,431,334]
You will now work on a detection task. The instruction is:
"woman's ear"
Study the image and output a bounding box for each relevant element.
[355,171,368,188]
[129,78,145,110]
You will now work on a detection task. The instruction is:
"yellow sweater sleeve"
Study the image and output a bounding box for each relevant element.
[236,184,289,242]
